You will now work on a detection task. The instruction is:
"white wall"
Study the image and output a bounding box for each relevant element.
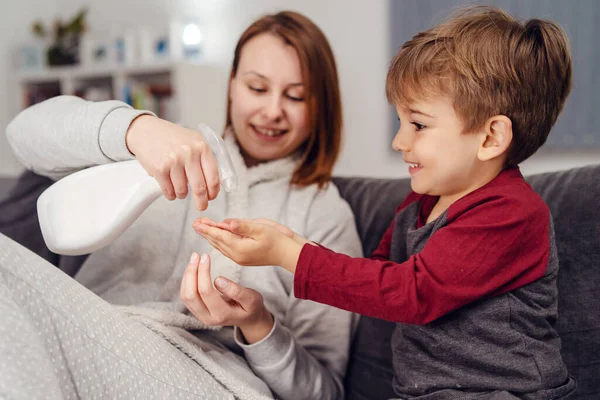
[1,0,598,178]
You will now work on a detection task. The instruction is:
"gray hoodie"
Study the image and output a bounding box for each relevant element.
[6,95,363,400]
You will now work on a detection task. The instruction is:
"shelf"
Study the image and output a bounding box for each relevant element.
[16,60,188,84]
[15,61,229,135]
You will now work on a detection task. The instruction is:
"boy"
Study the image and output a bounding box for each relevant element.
[194,6,576,399]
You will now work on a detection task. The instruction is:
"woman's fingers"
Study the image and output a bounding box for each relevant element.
[195,254,232,325]
[198,143,221,202]
[128,118,223,206]
[214,277,261,313]
[180,253,209,319]
[185,144,209,210]
[181,253,248,326]
[170,159,189,199]
[154,158,177,200]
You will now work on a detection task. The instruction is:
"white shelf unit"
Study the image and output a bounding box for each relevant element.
[16,61,229,133]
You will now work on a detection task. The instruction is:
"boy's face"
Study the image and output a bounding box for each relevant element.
[392,96,487,205]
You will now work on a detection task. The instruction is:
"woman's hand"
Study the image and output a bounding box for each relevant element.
[192,217,311,273]
[180,252,274,343]
[126,115,220,210]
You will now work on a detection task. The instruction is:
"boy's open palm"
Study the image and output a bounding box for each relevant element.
[192,217,310,271]
[193,217,285,266]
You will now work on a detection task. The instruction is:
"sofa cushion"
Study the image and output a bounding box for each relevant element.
[334,163,600,400]
[527,165,600,399]
[0,171,57,264]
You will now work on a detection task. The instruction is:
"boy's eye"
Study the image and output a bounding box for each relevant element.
[412,122,425,131]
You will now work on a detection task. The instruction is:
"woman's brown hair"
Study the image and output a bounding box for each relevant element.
[226,11,342,188]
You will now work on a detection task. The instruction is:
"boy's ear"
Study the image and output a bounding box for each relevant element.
[477,115,513,162]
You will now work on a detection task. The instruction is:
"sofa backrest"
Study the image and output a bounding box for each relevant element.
[334,163,600,400]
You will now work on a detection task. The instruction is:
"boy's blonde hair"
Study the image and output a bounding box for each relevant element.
[386,6,572,166]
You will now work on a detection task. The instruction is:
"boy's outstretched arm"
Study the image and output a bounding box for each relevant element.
[195,191,552,326]
[192,217,313,273]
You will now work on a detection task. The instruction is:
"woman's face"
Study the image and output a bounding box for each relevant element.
[229,33,311,167]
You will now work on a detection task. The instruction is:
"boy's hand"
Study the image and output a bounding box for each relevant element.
[180,252,274,343]
[192,217,309,273]
[223,218,312,247]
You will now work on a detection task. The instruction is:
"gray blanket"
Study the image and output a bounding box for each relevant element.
[0,233,273,400]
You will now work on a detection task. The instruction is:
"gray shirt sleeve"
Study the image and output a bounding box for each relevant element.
[234,185,363,400]
[5,95,154,180]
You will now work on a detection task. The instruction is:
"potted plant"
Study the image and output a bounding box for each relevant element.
[32,8,88,67]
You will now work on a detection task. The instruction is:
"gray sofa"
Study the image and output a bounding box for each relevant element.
[1,164,599,399]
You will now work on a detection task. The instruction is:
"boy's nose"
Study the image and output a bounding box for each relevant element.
[392,129,411,152]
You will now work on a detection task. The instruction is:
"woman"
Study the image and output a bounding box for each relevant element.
[2,11,361,400]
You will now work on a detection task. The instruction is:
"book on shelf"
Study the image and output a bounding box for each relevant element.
[22,81,177,122]
[24,86,61,107]
[122,82,176,121]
